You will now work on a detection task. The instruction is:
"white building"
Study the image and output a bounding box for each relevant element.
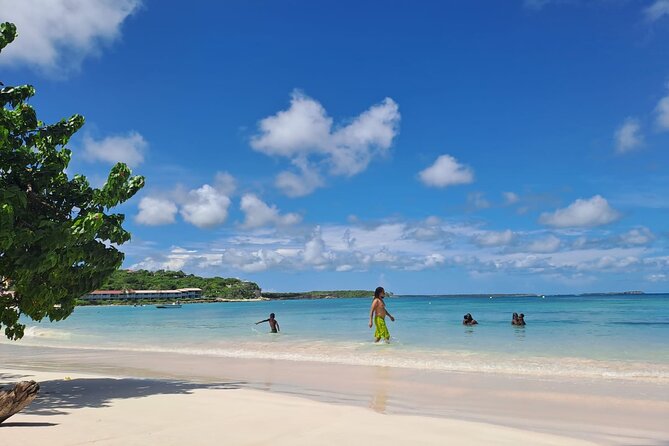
[84,288,203,301]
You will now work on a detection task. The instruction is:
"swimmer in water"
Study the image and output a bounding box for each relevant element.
[255,313,280,333]
[463,313,478,326]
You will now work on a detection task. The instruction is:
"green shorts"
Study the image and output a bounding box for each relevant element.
[374,316,390,340]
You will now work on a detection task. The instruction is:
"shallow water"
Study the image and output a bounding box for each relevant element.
[6,294,669,382]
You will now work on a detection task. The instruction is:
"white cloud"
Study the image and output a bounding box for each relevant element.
[419,155,474,188]
[644,0,669,21]
[646,273,667,282]
[614,118,643,154]
[214,171,237,196]
[619,227,655,246]
[539,195,621,228]
[240,194,301,228]
[275,158,324,197]
[526,235,561,253]
[135,197,178,226]
[0,0,140,73]
[656,85,669,131]
[82,131,147,167]
[303,226,333,266]
[251,91,400,195]
[473,230,515,247]
[129,217,669,282]
[503,192,520,205]
[180,185,231,228]
[467,192,490,209]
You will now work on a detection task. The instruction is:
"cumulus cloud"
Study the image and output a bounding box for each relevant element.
[82,131,147,167]
[539,195,621,228]
[251,91,400,195]
[619,227,655,246]
[0,0,140,74]
[656,85,669,131]
[419,155,474,188]
[180,185,231,228]
[135,197,178,226]
[302,226,333,267]
[644,0,669,21]
[473,230,515,247]
[614,118,643,154]
[275,158,324,197]
[129,217,668,283]
[240,194,301,228]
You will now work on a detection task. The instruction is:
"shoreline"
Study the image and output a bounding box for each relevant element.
[2,343,668,444]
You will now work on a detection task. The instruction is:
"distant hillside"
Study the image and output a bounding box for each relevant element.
[263,290,388,299]
[100,270,261,299]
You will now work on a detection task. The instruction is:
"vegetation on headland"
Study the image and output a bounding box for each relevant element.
[97,269,261,300]
[263,290,388,300]
[0,23,144,340]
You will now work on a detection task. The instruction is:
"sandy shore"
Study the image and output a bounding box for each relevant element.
[1,368,601,446]
[2,344,669,445]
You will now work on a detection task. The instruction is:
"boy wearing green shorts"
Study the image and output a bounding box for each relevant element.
[368,286,395,342]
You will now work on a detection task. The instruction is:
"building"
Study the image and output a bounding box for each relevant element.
[83,288,203,301]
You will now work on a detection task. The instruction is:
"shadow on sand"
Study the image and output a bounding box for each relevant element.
[0,375,244,421]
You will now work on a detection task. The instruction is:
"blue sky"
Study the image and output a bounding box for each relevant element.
[2,0,669,294]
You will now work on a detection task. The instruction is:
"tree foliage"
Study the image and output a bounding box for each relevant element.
[100,269,261,299]
[0,23,145,339]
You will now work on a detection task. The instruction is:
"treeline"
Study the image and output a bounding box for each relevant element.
[264,290,381,300]
[100,270,261,299]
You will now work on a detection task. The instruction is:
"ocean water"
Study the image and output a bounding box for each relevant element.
[6,294,669,382]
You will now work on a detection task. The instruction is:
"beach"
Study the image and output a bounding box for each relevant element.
[2,295,669,444]
[2,343,669,445]
[0,367,602,446]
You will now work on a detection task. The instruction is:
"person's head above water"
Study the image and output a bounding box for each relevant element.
[374,287,385,299]
[270,313,275,319]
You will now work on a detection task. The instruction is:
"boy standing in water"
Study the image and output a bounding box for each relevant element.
[369,287,395,342]
[256,313,280,333]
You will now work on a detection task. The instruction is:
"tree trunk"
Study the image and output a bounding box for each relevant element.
[0,381,40,424]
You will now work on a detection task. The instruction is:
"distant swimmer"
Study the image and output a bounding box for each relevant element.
[369,286,394,342]
[462,313,478,326]
[517,313,526,326]
[256,313,280,333]
[512,312,519,325]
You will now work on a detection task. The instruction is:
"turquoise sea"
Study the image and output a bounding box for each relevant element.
[6,294,669,382]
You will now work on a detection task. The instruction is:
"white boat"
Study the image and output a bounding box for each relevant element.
[156,302,182,309]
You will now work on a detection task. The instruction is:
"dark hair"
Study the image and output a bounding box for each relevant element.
[270,313,275,318]
[519,313,524,318]
[374,287,385,299]
[513,312,518,318]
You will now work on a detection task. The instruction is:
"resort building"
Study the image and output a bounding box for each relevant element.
[83,288,203,301]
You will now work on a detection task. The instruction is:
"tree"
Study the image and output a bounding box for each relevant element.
[0,22,145,340]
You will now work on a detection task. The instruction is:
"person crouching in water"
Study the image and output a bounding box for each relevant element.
[256,313,280,333]
[369,287,394,342]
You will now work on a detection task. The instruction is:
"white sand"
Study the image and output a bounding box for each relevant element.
[0,368,598,446]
